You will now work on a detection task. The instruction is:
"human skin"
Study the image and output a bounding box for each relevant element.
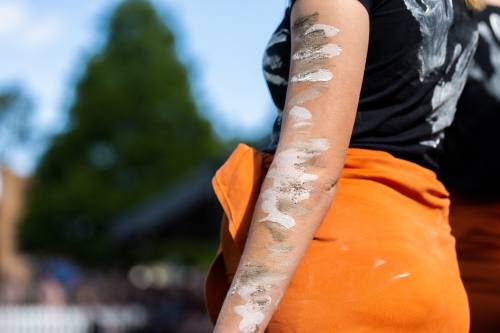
[213,0,369,332]
[485,0,500,7]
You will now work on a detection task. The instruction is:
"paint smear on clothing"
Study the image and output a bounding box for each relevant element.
[264,70,288,86]
[267,28,289,48]
[292,69,333,83]
[263,53,283,70]
[374,259,386,268]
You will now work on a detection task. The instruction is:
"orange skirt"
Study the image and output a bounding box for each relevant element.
[206,144,469,332]
[449,192,500,333]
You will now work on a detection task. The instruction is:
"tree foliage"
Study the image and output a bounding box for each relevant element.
[0,86,35,169]
[19,0,223,265]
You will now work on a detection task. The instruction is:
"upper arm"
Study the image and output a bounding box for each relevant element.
[277,0,369,179]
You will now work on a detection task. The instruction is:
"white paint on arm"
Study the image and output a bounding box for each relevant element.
[296,24,339,41]
[289,105,312,120]
[292,43,342,61]
[291,69,333,82]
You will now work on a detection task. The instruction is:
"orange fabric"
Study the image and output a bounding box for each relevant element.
[449,192,500,333]
[205,144,469,332]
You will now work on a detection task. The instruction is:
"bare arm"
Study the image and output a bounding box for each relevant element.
[214,1,369,331]
[485,0,500,7]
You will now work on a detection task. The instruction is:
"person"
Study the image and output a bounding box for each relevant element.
[205,0,482,331]
[438,1,500,331]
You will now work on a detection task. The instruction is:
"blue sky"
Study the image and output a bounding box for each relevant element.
[0,0,288,175]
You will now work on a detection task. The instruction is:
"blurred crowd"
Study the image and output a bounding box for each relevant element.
[0,257,213,333]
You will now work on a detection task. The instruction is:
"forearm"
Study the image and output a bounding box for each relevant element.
[213,0,368,331]
[214,170,338,333]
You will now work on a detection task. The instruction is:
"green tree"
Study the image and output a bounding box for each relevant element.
[19,0,223,265]
[0,86,36,171]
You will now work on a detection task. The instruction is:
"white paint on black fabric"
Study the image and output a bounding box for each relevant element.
[490,12,500,39]
[468,18,500,102]
[264,70,288,86]
[403,0,454,81]
[267,28,289,49]
[263,54,284,71]
[421,32,479,147]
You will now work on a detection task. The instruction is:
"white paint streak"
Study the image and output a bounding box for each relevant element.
[277,108,283,118]
[232,272,286,332]
[289,106,312,120]
[264,70,288,86]
[234,282,269,333]
[267,28,288,48]
[260,139,330,229]
[292,43,342,61]
[288,85,327,106]
[394,272,410,279]
[374,259,386,268]
[293,122,312,128]
[468,19,500,102]
[491,12,500,40]
[420,132,444,148]
[261,139,330,229]
[291,69,333,83]
[403,0,454,81]
[263,54,283,70]
[297,24,339,41]
[333,239,348,251]
[421,32,478,147]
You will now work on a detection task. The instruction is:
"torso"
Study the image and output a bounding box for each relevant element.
[263,0,478,171]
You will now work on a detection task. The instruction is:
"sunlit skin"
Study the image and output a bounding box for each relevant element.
[486,0,500,7]
[213,0,369,332]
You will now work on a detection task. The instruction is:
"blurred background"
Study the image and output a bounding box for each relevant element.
[0,0,287,331]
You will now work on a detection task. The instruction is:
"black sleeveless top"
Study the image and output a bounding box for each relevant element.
[263,0,478,171]
[439,5,500,198]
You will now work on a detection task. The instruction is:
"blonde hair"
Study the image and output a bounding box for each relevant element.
[465,0,486,11]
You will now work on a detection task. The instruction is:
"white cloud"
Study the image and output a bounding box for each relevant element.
[0,1,63,49]
[0,2,27,37]
[21,17,62,49]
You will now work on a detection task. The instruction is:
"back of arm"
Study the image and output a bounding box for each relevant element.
[214,1,369,332]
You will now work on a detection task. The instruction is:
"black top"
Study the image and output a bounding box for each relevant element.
[438,5,500,199]
[263,0,478,171]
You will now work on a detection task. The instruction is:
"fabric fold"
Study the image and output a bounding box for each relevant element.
[205,144,469,332]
